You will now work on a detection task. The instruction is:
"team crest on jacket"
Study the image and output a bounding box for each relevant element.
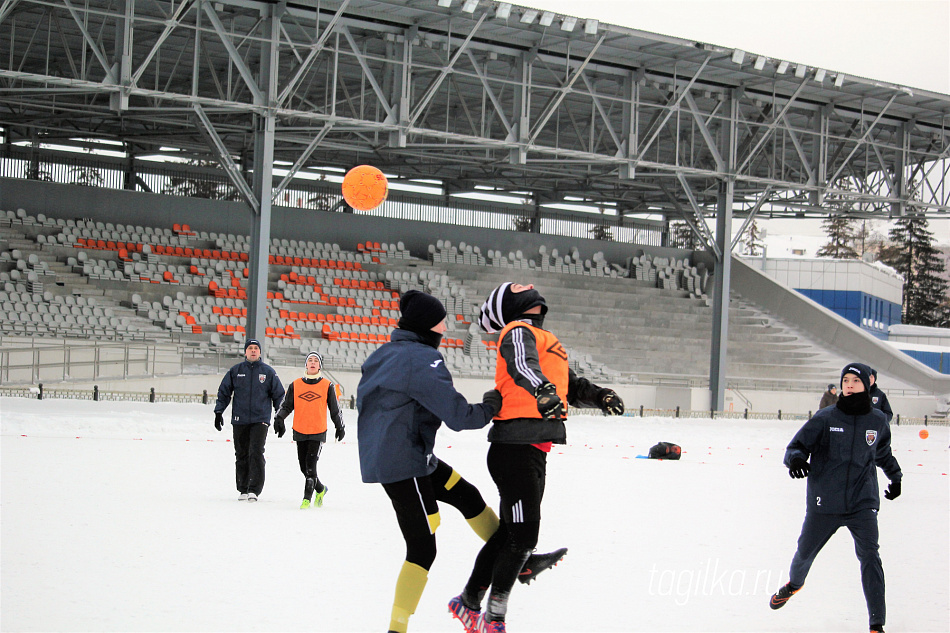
[866,430,877,446]
[872,396,879,404]
[258,374,266,383]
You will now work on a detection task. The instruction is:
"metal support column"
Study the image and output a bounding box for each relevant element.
[245,4,280,342]
[709,90,738,411]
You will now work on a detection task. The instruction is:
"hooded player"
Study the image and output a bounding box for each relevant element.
[448,282,625,633]
[770,362,902,633]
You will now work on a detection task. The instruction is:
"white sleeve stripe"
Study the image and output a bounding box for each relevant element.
[511,327,543,388]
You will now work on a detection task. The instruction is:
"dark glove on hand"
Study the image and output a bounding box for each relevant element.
[482,389,502,417]
[599,389,624,415]
[214,412,224,431]
[788,456,810,479]
[335,426,346,442]
[534,383,565,420]
[884,479,901,500]
[273,417,285,438]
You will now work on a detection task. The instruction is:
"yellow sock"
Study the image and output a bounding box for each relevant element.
[389,561,429,633]
[466,505,500,542]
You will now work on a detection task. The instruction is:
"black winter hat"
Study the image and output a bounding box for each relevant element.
[841,362,872,393]
[827,384,836,391]
[245,338,262,351]
[398,290,447,334]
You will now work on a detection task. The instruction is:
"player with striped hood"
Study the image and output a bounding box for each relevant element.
[448,282,625,633]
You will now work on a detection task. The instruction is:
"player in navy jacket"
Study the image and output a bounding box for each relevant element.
[214,338,285,500]
[770,362,901,633]
[357,291,500,633]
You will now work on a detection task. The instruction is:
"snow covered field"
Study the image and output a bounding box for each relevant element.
[2,397,947,633]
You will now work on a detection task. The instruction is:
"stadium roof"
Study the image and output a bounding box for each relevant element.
[0,0,948,223]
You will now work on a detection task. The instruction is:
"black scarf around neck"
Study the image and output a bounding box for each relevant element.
[836,391,871,415]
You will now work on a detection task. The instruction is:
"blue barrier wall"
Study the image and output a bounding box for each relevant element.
[795,288,902,340]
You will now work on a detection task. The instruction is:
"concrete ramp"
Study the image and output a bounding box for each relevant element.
[731,256,950,396]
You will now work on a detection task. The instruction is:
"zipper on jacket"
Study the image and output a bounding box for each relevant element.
[843,416,854,513]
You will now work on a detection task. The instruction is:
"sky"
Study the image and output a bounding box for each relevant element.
[523,0,950,94]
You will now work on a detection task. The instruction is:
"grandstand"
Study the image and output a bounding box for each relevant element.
[1,0,948,417]
[4,191,945,417]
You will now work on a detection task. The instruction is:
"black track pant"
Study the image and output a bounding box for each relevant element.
[788,508,886,628]
[232,423,268,495]
[381,459,488,571]
[465,443,546,601]
[296,439,326,492]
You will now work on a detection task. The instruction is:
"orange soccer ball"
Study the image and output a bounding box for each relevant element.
[919,429,929,439]
[341,165,388,211]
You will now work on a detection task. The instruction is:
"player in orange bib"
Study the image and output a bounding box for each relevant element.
[274,351,345,508]
[449,282,625,633]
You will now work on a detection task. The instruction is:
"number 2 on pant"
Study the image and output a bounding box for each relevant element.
[816,496,821,506]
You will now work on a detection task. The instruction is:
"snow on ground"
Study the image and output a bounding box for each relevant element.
[2,397,948,633]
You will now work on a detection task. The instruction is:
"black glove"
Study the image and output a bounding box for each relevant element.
[534,383,565,420]
[335,425,346,442]
[273,416,285,438]
[884,479,901,500]
[788,456,810,479]
[599,389,624,415]
[214,412,224,431]
[482,389,502,417]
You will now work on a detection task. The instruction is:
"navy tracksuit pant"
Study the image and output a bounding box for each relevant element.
[233,422,268,495]
[789,508,885,627]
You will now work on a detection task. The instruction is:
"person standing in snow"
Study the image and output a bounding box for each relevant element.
[770,362,901,633]
[213,338,285,502]
[273,351,345,508]
[818,384,838,410]
[868,368,894,423]
[448,282,625,633]
[357,290,563,633]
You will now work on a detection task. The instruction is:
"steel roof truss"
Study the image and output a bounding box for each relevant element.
[276,0,349,108]
[464,49,513,137]
[0,0,21,26]
[735,78,808,176]
[580,73,622,155]
[779,113,815,184]
[61,0,115,83]
[130,0,197,88]
[635,55,710,163]
[683,90,724,172]
[827,93,898,185]
[659,178,715,254]
[407,11,485,130]
[200,1,263,105]
[193,103,258,213]
[340,25,394,123]
[527,33,607,146]
[675,172,721,259]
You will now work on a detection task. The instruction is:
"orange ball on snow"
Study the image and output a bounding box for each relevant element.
[919,429,929,439]
[341,165,388,211]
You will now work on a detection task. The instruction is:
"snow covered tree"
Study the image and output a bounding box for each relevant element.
[816,213,859,259]
[879,215,950,326]
[744,219,765,256]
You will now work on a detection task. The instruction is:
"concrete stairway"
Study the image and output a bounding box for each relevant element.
[389,261,841,383]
